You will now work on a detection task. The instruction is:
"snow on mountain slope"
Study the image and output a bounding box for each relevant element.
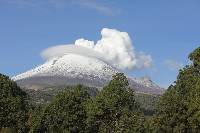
[13,54,117,81]
[133,76,160,88]
[12,53,164,94]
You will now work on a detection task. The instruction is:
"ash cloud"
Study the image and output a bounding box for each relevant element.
[41,28,153,70]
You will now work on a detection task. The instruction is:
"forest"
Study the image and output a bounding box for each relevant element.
[1,47,200,133]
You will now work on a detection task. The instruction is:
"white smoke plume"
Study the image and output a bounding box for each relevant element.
[41,28,153,70]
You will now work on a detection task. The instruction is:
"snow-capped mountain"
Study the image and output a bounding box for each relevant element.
[12,53,164,95]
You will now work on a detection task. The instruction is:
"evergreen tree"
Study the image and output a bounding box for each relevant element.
[86,73,145,132]
[0,73,28,132]
[31,85,90,133]
[152,47,200,133]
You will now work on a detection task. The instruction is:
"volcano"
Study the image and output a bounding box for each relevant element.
[12,53,164,95]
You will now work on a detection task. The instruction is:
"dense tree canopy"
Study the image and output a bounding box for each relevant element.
[30,85,90,132]
[29,73,146,133]
[0,73,28,132]
[152,47,200,133]
[86,73,145,132]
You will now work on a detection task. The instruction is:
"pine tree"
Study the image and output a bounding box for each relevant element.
[0,73,28,132]
[30,85,90,132]
[86,73,145,132]
[152,47,200,133]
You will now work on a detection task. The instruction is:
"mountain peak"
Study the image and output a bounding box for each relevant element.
[13,53,164,95]
[12,53,117,82]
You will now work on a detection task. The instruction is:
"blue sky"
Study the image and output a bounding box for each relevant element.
[0,0,199,88]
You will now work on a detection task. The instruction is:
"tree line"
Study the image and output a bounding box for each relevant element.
[1,47,200,133]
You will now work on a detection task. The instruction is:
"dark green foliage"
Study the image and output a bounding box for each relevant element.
[30,85,90,132]
[189,47,200,67]
[86,73,145,132]
[135,93,160,116]
[26,84,157,116]
[25,85,98,105]
[152,47,200,133]
[29,73,145,132]
[28,105,44,133]
[0,73,28,132]
[0,72,159,132]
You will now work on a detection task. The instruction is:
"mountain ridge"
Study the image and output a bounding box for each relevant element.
[12,53,164,95]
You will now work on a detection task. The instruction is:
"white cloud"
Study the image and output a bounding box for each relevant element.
[41,28,153,70]
[75,38,95,49]
[1,0,116,15]
[164,59,183,71]
[41,44,104,61]
[136,52,153,69]
[73,0,114,16]
[94,28,135,69]
[1,0,37,7]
